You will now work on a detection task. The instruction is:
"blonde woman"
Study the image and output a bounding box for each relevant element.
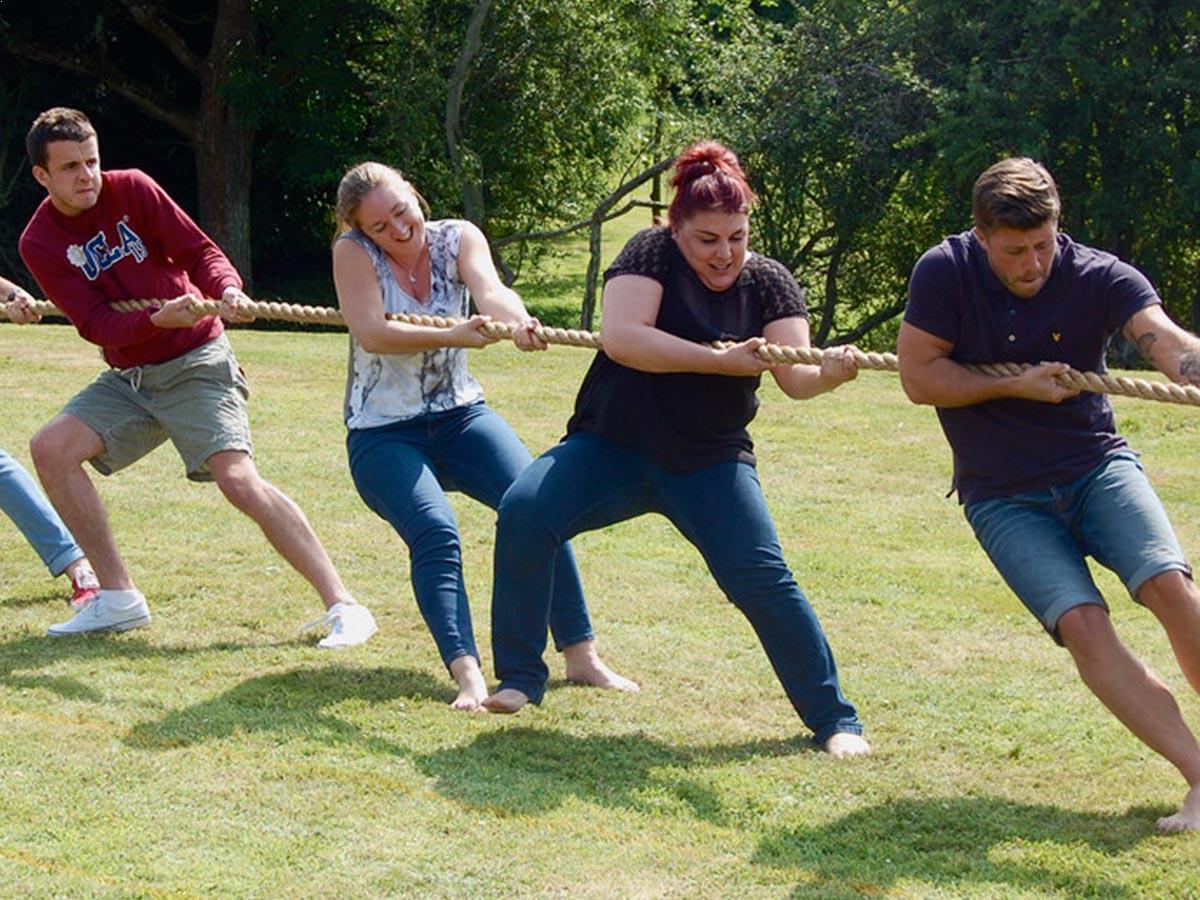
[332,162,634,710]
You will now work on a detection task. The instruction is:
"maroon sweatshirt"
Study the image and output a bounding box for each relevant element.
[20,168,238,368]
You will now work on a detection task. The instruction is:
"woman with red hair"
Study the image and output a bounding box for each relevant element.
[484,142,869,756]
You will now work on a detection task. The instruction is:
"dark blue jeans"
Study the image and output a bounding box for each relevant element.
[491,432,862,744]
[348,402,594,667]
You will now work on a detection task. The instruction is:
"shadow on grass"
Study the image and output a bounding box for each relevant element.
[755,795,1152,898]
[0,587,65,610]
[413,728,1157,896]
[411,726,813,825]
[124,665,447,754]
[0,632,250,703]
[61,649,1162,899]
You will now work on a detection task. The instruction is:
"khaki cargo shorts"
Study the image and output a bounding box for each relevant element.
[63,334,253,482]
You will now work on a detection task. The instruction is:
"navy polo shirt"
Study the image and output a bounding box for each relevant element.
[904,230,1158,504]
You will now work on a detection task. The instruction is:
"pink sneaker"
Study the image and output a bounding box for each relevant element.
[69,569,101,610]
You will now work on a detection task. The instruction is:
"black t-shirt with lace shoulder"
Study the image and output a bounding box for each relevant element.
[565,226,807,471]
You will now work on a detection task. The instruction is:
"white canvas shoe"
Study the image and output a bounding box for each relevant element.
[302,602,377,649]
[47,589,151,636]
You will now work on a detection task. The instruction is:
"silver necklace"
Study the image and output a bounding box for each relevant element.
[393,244,426,285]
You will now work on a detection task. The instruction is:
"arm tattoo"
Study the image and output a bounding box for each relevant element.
[1133,330,1158,360]
[1130,317,1200,384]
[1180,351,1200,386]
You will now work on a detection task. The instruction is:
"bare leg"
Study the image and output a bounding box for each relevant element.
[1137,572,1200,832]
[1139,571,1200,694]
[561,639,639,692]
[1059,604,1200,832]
[208,451,355,610]
[448,655,488,712]
[30,415,135,589]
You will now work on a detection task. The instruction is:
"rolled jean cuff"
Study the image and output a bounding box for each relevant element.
[496,678,546,706]
[46,547,85,579]
[552,628,595,653]
[810,720,864,747]
[1128,559,1192,602]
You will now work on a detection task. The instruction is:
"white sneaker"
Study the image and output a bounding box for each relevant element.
[47,589,151,636]
[301,602,377,649]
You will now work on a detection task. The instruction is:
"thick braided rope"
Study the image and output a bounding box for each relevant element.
[10,297,1200,408]
[15,296,607,347]
[755,344,1200,405]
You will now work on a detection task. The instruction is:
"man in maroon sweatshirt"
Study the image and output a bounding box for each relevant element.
[19,107,375,647]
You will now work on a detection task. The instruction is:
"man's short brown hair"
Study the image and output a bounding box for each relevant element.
[972,157,1061,232]
[26,108,97,169]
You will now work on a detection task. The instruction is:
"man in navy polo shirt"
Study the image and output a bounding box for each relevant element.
[898,157,1200,833]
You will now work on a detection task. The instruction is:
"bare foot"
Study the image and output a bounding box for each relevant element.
[824,732,871,758]
[448,655,488,712]
[482,688,530,714]
[562,639,640,692]
[1157,783,1200,833]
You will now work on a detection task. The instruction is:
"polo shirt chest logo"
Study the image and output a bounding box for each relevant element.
[65,220,149,282]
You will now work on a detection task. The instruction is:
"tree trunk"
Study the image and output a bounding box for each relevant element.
[649,110,664,226]
[580,156,674,329]
[445,0,492,226]
[813,239,843,346]
[195,0,255,286]
[3,0,258,286]
[582,219,604,330]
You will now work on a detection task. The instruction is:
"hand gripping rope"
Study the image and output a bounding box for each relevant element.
[7,296,1200,408]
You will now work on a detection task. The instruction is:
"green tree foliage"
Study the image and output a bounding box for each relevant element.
[1,0,696,294]
[318,0,708,285]
[367,1,694,231]
[2,0,1197,344]
[911,0,1200,331]
[1,0,260,279]
[692,0,1199,349]
[225,0,398,282]
[708,1,938,347]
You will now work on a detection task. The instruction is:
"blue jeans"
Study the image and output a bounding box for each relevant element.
[0,448,83,576]
[491,432,862,745]
[965,451,1190,640]
[347,402,594,667]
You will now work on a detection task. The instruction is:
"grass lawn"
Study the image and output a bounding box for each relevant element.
[1,322,1198,898]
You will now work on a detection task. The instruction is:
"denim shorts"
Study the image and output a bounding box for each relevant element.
[63,334,253,482]
[964,451,1191,640]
